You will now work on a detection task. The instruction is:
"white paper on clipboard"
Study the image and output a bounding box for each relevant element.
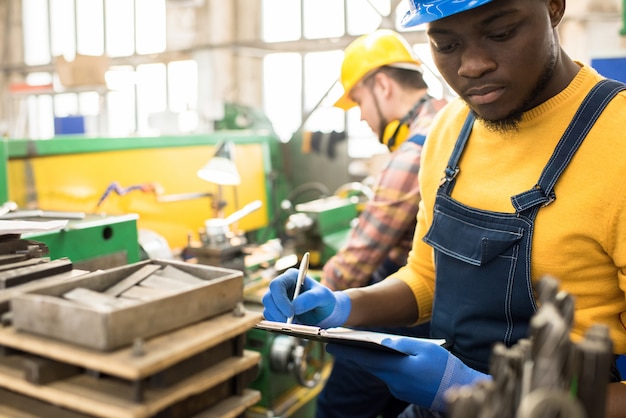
[255,320,445,354]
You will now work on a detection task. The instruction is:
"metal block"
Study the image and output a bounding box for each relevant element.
[0,268,89,315]
[103,264,161,296]
[151,366,259,418]
[0,258,73,289]
[0,257,48,271]
[62,287,139,310]
[148,338,235,388]
[0,253,29,265]
[0,237,49,257]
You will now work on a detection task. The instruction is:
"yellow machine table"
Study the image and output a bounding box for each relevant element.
[2,131,284,253]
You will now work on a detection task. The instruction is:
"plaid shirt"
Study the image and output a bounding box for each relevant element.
[322,96,447,290]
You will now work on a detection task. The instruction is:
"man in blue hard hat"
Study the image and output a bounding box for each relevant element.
[263,1,626,416]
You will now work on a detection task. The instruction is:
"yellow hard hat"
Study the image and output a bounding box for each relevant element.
[334,29,422,110]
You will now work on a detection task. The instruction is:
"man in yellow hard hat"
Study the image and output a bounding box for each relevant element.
[317,29,447,418]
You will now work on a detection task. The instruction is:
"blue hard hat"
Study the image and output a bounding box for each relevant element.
[401,0,494,28]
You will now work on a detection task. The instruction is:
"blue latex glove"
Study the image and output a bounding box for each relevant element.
[326,336,490,411]
[262,268,351,328]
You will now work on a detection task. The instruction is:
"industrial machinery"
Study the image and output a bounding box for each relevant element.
[284,195,358,269]
[0,111,340,417]
[183,199,263,274]
[245,325,330,418]
[1,131,284,252]
[446,276,614,418]
[282,180,372,268]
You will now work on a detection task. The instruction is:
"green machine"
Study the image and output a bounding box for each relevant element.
[19,212,142,271]
[284,196,358,269]
[0,107,341,416]
[245,310,331,418]
[243,258,331,418]
[241,192,361,417]
[0,137,141,271]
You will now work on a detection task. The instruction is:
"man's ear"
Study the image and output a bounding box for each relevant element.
[548,0,566,28]
[374,72,394,100]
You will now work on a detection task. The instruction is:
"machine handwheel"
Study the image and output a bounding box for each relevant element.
[292,338,326,388]
[269,335,326,388]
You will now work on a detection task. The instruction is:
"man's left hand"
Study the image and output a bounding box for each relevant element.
[326,336,490,411]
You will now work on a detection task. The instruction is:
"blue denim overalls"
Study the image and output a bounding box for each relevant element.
[399,79,626,418]
[424,79,626,373]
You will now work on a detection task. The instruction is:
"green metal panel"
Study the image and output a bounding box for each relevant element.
[6,130,277,157]
[316,203,357,237]
[23,214,141,269]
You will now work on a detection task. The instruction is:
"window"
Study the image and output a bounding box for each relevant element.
[263,53,302,142]
[303,51,345,135]
[346,0,389,36]
[262,0,301,42]
[23,0,50,66]
[17,0,433,146]
[105,0,135,57]
[302,0,344,39]
[19,0,195,139]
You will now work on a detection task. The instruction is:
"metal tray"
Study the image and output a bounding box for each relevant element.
[10,259,243,351]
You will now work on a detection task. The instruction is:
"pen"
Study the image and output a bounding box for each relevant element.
[287,251,310,324]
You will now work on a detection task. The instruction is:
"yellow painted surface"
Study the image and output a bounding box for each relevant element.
[7,143,269,250]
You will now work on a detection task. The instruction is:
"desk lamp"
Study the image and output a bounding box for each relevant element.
[197,140,241,218]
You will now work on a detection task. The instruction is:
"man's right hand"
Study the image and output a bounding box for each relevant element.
[262,268,352,328]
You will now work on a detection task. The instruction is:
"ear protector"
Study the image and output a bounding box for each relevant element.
[381,96,428,152]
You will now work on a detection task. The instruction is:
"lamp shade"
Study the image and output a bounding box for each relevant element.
[197,141,241,186]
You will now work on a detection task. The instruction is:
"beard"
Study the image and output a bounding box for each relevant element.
[477,46,558,134]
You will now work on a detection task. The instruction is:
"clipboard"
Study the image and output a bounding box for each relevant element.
[255,320,445,354]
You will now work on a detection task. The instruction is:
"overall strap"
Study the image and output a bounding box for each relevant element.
[440,111,476,194]
[512,79,626,212]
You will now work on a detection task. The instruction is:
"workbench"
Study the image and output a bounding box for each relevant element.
[0,310,263,417]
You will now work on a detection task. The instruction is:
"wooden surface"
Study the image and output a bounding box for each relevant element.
[0,310,262,380]
[0,350,260,418]
[0,387,261,418]
[0,387,91,417]
[193,389,261,418]
[0,274,265,417]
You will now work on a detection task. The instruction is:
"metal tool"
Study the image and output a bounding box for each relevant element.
[528,277,572,392]
[202,200,263,247]
[570,324,613,418]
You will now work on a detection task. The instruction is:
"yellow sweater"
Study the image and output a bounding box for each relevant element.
[392,64,626,353]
